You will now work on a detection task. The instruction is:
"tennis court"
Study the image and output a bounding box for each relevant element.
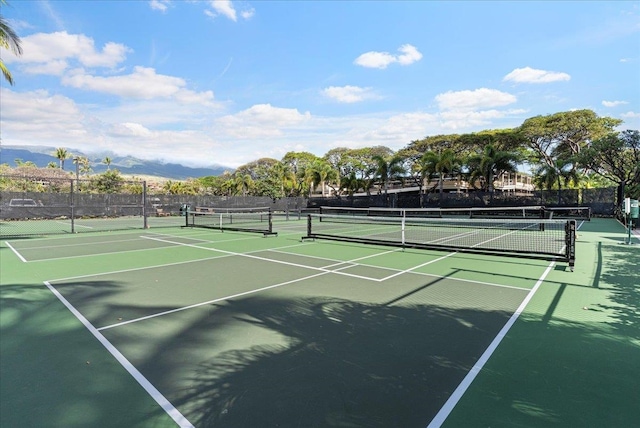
[1,214,638,427]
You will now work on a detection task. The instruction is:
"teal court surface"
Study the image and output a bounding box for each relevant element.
[1,217,638,427]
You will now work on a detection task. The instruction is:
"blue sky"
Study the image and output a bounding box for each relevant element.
[1,1,639,169]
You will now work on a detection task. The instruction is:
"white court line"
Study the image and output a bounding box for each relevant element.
[97,270,332,331]
[96,246,399,331]
[47,255,229,283]
[25,232,213,263]
[141,235,382,282]
[27,243,188,263]
[5,241,27,262]
[21,237,156,250]
[272,247,530,291]
[44,281,194,428]
[55,221,93,229]
[426,220,585,427]
[379,252,458,282]
[426,261,555,428]
[45,241,314,284]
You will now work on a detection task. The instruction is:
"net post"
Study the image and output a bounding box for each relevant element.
[268,209,273,235]
[566,220,576,271]
[307,214,312,238]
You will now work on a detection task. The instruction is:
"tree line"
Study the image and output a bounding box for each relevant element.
[1,109,638,201]
[179,109,639,202]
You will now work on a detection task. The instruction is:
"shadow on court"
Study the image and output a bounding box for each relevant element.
[0,282,175,428]
[130,294,517,427]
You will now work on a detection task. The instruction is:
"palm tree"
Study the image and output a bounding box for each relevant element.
[271,161,296,197]
[533,158,580,203]
[467,144,520,193]
[305,160,337,197]
[372,154,406,195]
[103,157,112,170]
[54,148,70,170]
[341,172,363,196]
[234,173,254,197]
[418,149,460,196]
[0,1,23,85]
[75,156,92,176]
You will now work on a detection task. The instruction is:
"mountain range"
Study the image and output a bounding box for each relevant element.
[0,146,230,180]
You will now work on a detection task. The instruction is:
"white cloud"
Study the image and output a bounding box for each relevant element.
[149,0,171,12]
[22,60,69,76]
[206,0,237,21]
[241,8,255,19]
[60,66,215,104]
[602,100,628,107]
[0,88,91,148]
[322,85,376,103]
[354,44,422,69]
[503,67,571,84]
[215,104,311,138]
[438,109,527,130]
[111,122,153,137]
[621,111,640,119]
[435,88,517,111]
[396,44,423,66]
[0,85,531,168]
[354,51,396,69]
[3,32,130,71]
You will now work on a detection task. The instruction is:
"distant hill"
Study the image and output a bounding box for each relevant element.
[0,146,231,179]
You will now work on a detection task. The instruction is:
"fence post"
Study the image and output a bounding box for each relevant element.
[143,181,148,229]
[70,179,75,234]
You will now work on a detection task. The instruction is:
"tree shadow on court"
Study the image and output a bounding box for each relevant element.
[0,282,177,428]
[445,310,640,427]
[155,294,517,428]
[589,242,640,340]
[447,238,640,427]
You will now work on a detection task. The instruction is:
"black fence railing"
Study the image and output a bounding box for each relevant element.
[0,172,619,238]
[308,187,617,217]
[0,174,307,237]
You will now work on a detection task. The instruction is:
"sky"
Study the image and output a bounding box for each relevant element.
[1,1,639,169]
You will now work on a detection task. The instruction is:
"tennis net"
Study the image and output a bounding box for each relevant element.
[544,206,591,221]
[304,213,576,269]
[185,207,276,236]
[319,206,547,219]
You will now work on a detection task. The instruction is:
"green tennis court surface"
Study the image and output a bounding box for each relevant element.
[1,218,638,427]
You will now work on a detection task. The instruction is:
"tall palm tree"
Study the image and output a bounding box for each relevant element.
[418,149,460,195]
[305,160,337,197]
[103,157,112,170]
[341,172,364,196]
[467,144,520,193]
[372,154,406,195]
[533,158,580,202]
[234,173,254,197]
[271,161,296,197]
[0,0,23,86]
[54,148,70,170]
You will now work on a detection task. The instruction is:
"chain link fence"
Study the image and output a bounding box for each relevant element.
[0,174,307,237]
